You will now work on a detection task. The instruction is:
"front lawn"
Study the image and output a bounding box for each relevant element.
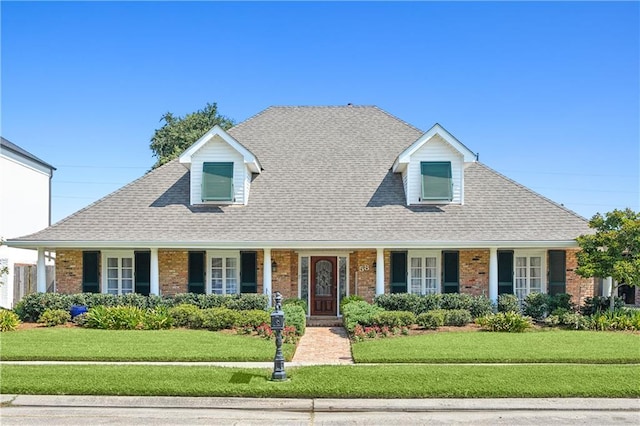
[0,328,295,362]
[1,364,638,398]
[352,330,640,363]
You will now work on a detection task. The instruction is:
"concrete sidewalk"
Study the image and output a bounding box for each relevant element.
[2,394,639,412]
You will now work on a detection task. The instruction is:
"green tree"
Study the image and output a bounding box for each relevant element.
[149,102,235,169]
[576,208,640,310]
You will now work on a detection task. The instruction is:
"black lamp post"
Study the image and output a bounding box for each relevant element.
[270,291,287,381]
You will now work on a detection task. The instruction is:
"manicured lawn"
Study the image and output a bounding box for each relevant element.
[1,364,638,398]
[352,330,640,364]
[0,328,295,362]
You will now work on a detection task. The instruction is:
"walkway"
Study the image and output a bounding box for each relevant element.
[291,326,353,364]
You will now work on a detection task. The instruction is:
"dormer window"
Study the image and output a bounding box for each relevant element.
[421,161,452,201]
[202,162,234,202]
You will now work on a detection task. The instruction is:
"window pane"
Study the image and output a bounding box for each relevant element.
[301,257,309,301]
[122,258,133,268]
[108,269,118,279]
[122,269,133,279]
[202,162,233,201]
[107,258,118,268]
[421,162,452,200]
[339,257,347,299]
[212,258,223,268]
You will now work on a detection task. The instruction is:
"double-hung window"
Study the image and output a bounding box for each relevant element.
[202,162,233,202]
[514,252,544,302]
[103,252,134,295]
[421,161,452,201]
[408,251,440,295]
[208,252,239,295]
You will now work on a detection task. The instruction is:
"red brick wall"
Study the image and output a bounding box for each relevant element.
[349,250,376,303]
[565,248,594,306]
[271,250,298,299]
[459,250,489,297]
[159,250,188,295]
[55,250,84,294]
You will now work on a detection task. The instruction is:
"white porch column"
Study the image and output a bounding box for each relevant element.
[37,248,47,293]
[603,277,613,297]
[263,248,272,306]
[375,248,385,296]
[150,248,159,296]
[489,247,498,304]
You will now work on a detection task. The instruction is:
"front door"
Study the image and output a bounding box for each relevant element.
[310,256,337,316]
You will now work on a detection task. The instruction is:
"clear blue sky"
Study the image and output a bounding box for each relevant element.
[2,1,639,224]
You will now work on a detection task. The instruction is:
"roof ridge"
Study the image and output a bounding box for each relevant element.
[370,106,424,134]
[473,162,589,222]
[45,159,178,229]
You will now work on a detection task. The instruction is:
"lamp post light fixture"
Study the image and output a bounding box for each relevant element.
[270,291,287,381]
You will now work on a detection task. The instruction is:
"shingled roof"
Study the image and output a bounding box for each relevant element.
[9,106,590,248]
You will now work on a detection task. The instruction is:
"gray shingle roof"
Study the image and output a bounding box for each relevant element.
[10,106,590,247]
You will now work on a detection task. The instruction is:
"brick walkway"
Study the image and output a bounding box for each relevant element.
[291,327,353,364]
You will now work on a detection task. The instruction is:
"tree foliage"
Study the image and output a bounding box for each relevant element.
[149,102,235,169]
[576,208,640,309]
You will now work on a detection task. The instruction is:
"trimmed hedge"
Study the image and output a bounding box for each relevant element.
[342,301,384,332]
[371,310,416,328]
[37,309,71,327]
[283,304,306,336]
[475,312,532,332]
[282,298,308,314]
[374,293,492,318]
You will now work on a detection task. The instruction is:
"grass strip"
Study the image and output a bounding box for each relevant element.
[352,330,640,363]
[1,364,638,398]
[0,328,295,362]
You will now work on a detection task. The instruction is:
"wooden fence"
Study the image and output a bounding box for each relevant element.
[13,264,55,306]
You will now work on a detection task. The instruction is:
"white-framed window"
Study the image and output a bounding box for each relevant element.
[408,250,441,295]
[102,251,134,295]
[207,251,239,295]
[514,251,545,301]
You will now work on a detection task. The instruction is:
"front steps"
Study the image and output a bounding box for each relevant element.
[306,316,343,327]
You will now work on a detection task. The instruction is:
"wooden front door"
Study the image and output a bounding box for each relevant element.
[310,256,337,316]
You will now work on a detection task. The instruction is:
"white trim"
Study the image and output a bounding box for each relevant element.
[205,250,240,295]
[150,248,159,296]
[513,249,547,299]
[375,248,384,296]
[101,250,135,295]
[36,248,46,293]
[392,123,477,173]
[263,248,272,306]
[6,240,582,250]
[179,125,261,173]
[489,247,498,303]
[407,249,442,295]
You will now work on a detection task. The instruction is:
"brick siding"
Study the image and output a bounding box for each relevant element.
[459,250,489,297]
[159,250,188,295]
[565,248,594,306]
[55,250,84,294]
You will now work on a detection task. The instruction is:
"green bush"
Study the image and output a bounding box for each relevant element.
[37,308,71,327]
[143,306,173,330]
[0,309,21,332]
[375,293,492,318]
[85,306,144,330]
[468,295,493,318]
[236,309,270,329]
[371,310,416,328]
[581,296,625,316]
[548,293,574,313]
[416,310,445,329]
[117,293,149,309]
[374,293,422,313]
[475,312,532,332]
[441,293,471,311]
[340,294,365,312]
[444,309,472,326]
[283,304,306,336]
[497,294,520,313]
[282,298,308,314]
[201,307,240,331]
[342,301,384,332]
[72,312,88,327]
[224,294,269,311]
[544,312,591,330]
[590,308,640,331]
[523,293,549,321]
[14,293,71,322]
[169,304,204,328]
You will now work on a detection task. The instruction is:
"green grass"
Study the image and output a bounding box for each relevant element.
[1,364,638,398]
[0,328,295,362]
[352,330,640,364]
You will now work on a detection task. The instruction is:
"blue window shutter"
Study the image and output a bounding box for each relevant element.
[202,162,233,201]
[421,162,452,201]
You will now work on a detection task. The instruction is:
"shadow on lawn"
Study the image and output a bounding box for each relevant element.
[229,372,267,384]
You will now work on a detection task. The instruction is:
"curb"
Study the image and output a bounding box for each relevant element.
[2,395,639,412]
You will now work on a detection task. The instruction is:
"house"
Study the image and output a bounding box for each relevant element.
[1,137,56,308]
[6,106,600,315]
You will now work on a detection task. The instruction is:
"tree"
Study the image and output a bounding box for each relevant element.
[149,102,235,169]
[576,208,640,310]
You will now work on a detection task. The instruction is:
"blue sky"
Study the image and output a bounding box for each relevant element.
[2,1,638,224]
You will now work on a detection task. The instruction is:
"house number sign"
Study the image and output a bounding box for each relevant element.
[358,264,370,272]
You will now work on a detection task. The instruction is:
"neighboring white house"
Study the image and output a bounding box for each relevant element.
[0,137,55,308]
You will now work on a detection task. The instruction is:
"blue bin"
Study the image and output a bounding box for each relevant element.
[70,305,88,318]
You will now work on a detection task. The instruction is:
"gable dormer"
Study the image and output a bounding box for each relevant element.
[179,125,261,206]
[392,124,476,206]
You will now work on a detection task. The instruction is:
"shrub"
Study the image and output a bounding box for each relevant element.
[143,306,173,330]
[169,304,204,328]
[14,293,71,322]
[236,309,270,329]
[374,293,422,313]
[416,310,445,329]
[224,294,268,311]
[283,304,306,336]
[201,307,240,331]
[0,309,21,332]
[475,312,532,332]
[172,293,202,307]
[441,293,472,311]
[581,296,625,316]
[548,293,574,313]
[72,312,88,327]
[282,298,308,314]
[544,312,591,330]
[497,294,520,313]
[468,296,493,319]
[590,308,640,331]
[340,294,365,312]
[523,293,549,321]
[342,301,384,332]
[117,293,149,309]
[37,308,71,327]
[444,309,472,326]
[85,306,145,330]
[371,310,416,328]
